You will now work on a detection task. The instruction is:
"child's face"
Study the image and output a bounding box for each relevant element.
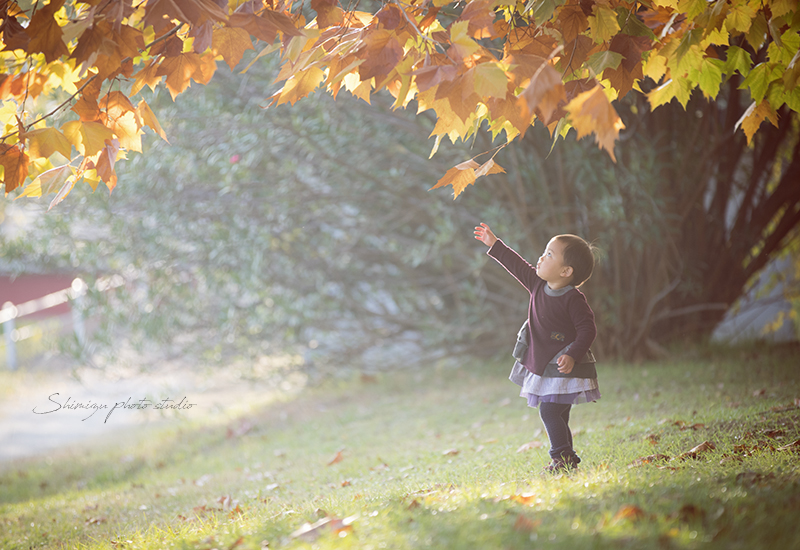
[536,238,572,286]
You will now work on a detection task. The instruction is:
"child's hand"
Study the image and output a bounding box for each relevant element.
[474,223,498,247]
[557,354,575,374]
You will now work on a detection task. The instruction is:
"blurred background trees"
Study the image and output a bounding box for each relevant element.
[1,51,798,371]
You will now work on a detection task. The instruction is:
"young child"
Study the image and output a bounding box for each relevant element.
[474,222,600,473]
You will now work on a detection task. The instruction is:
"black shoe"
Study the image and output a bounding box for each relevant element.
[543,455,579,473]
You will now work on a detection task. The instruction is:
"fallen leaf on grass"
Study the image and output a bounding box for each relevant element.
[628,454,670,467]
[341,480,351,487]
[777,439,800,452]
[290,515,357,542]
[85,516,107,525]
[761,429,785,439]
[327,450,345,465]
[510,492,537,506]
[442,448,460,456]
[645,434,660,445]
[613,505,647,523]
[407,499,421,509]
[753,388,767,397]
[516,441,544,452]
[513,514,541,532]
[673,441,716,461]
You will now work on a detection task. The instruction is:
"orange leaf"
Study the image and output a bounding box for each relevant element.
[475,158,505,178]
[212,26,254,70]
[735,100,780,144]
[457,0,497,39]
[327,450,344,465]
[613,505,646,523]
[311,0,344,29]
[0,144,29,195]
[144,0,228,32]
[564,85,624,161]
[157,52,203,99]
[137,99,169,142]
[429,160,478,199]
[557,4,589,44]
[131,60,164,96]
[25,128,72,160]
[26,0,69,63]
[357,30,404,82]
[518,63,566,125]
[95,138,120,191]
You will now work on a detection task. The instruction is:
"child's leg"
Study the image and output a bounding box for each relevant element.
[539,402,579,465]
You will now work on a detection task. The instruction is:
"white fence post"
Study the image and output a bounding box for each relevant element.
[2,302,18,371]
[70,278,87,349]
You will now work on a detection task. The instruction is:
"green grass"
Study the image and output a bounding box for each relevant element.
[2,344,800,550]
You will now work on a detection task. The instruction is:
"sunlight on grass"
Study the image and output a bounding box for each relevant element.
[1,344,799,549]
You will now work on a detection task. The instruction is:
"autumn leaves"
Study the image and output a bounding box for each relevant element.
[1,0,798,203]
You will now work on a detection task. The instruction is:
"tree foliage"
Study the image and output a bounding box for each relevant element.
[1,0,798,201]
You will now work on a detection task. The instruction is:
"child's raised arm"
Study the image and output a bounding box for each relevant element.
[474,223,498,247]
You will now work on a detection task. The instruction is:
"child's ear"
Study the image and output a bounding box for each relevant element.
[561,265,574,279]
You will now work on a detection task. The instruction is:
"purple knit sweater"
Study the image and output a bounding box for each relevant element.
[488,239,597,376]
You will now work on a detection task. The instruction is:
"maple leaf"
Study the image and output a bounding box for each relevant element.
[457,0,497,39]
[137,99,169,142]
[357,30,404,82]
[95,138,121,191]
[144,0,228,32]
[519,62,566,125]
[735,100,779,144]
[429,157,504,199]
[558,4,589,43]
[26,0,69,63]
[156,52,203,99]
[0,12,30,52]
[212,26,254,70]
[272,66,325,106]
[565,85,625,161]
[131,60,163,97]
[191,21,214,53]
[34,165,73,196]
[0,144,29,194]
[62,120,115,157]
[24,127,72,160]
[311,0,343,29]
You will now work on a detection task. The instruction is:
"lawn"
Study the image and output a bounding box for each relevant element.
[1,344,799,550]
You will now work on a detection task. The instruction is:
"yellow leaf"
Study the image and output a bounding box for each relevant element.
[472,62,510,99]
[25,128,72,160]
[474,157,506,178]
[62,120,114,157]
[450,20,479,59]
[212,26,254,70]
[34,165,73,196]
[274,66,325,106]
[137,99,169,142]
[565,85,625,161]
[734,100,779,144]
[588,6,620,44]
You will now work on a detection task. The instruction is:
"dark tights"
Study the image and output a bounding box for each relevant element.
[539,402,579,463]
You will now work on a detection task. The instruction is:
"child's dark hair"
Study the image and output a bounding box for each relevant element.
[555,234,596,287]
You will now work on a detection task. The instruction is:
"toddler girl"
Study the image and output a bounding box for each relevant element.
[474,223,600,473]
